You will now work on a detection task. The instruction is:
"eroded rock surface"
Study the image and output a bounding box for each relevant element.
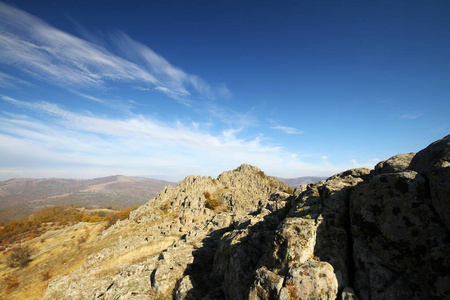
[44,136,450,300]
[44,164,290,300]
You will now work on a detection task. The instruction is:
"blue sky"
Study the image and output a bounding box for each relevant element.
[0,0,449,181]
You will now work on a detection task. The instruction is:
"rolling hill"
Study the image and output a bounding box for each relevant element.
[0,175,175,224]
[278,176,327,188]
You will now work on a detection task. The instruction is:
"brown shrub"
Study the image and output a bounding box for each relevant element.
[104,207,133,229]
[77,232,90,245]
[205,197,228,213]
[257,171,267,179]
[6,245,33,268]
[205,198,220,210]
[40,269,52,281]
[5,278,19,290]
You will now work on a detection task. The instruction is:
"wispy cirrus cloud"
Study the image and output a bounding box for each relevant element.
[400,114,420,119]
[72,91,136,113]
[0,71,32,88]
[270,125,304,135]
[0,1,229,104]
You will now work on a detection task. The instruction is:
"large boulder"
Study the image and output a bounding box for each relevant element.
[350,169,450,298]
[409,135,450,231]
[374,152,416,174]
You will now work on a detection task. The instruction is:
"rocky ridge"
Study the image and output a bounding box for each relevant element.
[43,135,450,299]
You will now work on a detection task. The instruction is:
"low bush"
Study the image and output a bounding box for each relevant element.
[6,245,32,268]
[5,278,19,290]
[205,193,228,212]
[205,198,221,210]
[77,232,90,245]
[40,269,52,281]
[285,186,294,194]
[104,207,133,229]
[97,211,107,218]
[257,171,267,179]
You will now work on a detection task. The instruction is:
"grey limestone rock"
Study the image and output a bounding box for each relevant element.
[248,266,284,300]
[374,152,416,175]
[175,275,200,300]
[284,260,338,300]
[410,135,450,231]
[341,287,358,300]
[350,169,450,299]
[409,134,450,175]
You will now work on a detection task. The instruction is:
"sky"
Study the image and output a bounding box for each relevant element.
[0,0,449,181]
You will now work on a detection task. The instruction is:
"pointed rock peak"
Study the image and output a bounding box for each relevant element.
[233,163,263,174]
[176,174,210,190]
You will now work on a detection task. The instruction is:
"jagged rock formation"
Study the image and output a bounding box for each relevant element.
[43,164,291,299]
[43,136,450,299]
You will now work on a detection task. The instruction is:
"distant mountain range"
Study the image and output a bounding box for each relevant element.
[0,174,326,224]
[0,175,175,223]
[278,176,327,188]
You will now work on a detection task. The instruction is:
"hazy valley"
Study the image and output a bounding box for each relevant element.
[0,176,175,224]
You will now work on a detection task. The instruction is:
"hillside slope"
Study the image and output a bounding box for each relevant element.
[0,176,175,223]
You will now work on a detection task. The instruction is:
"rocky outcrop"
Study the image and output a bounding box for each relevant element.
[43,164,290,299]
[205,135,450,299]
[43,135,450,300]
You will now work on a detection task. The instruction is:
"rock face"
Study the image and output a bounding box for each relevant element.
[43,164,291,300]
[43,136,450,299]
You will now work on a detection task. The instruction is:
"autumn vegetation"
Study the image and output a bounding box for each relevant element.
[0,204,139,299]
[0,205,136,251]
[5,245,32,268]
[204,191,228,212]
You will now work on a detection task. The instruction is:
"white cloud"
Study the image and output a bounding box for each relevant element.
[270,125,304,135]
[0,96,348,181]
[194,101,258,128]
[350,157,380,169]
[71,91,136,112]
[0,3,369,181]
[0,2,225,103]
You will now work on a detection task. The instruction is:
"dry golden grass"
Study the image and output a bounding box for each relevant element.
[0,220,140,300]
